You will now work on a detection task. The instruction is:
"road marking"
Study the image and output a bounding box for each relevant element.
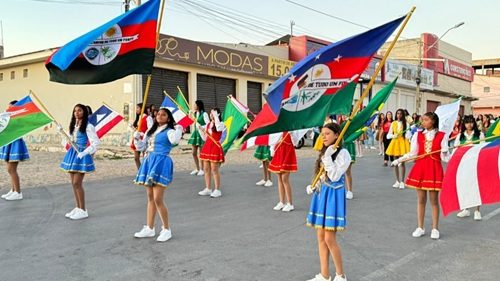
[360,240,444,281]
[483,207,500,221]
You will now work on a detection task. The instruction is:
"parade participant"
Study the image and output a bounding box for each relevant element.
[254,145,273,187]
[188,100,209,176]
[306,122,350,281]
[392,112,449,239]
[197,108,226,198]
[1,100,30,201]
[58,104,100,220]
[455,115,485,220]
[386,109,411,189]
[376,113,385,156]
[269,132,297,212]
[133,108,183,242]
[382,111,394,166]
[131,103,153,169]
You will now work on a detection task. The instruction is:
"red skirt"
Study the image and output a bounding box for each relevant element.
[268,141,297,173]
[405,157,443,191]
[200,139,225,163]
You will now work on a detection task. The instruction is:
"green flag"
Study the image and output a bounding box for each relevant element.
[342,78,397,140]
[486,119,500,139]
[221,99,248,154]
[175,89,190,114]
[0,96,52,147]
[242,82,356,141]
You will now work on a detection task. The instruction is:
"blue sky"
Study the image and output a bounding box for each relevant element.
[1,0,498,60]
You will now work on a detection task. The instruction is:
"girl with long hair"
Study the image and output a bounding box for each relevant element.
[306,122,350,281]
[188,100,209,176]
[386,109,411,189]
[58,104,100,220]
[133,108,183,242]
[382,111,393,166]
[131,103,154,169]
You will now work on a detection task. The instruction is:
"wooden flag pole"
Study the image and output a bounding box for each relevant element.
[29,90,80,152]
[311,7,416,190]
[399,135,499,164]
[137,0,166,132]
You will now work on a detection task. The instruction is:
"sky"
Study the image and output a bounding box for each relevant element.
[1,0,499,60]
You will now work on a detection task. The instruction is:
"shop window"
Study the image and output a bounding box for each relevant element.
[23,69,28,78]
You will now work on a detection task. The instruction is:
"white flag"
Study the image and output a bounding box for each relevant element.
[434,99,460,136]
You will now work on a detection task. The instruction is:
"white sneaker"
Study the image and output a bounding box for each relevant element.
[282,203,294,212]
[307,273,332,281]
[210,189,222,198]
[370,146,376,150]
[378,152,383,156]
[333,274,347,281]
[134,225,155,238]
[198,188,212,196]
[399,182,405,189]
[5,191,23,201]
[430,229,440,240]
[196,170,205,176]
[1,189,13,199]
[474,210,482,221]
[69,208,88,220]
[346,191,353,200]
[412,227,425,238]
[156,227,172,242]
[65,207,78,218]
[392,181,400,188]
[259,164,263,168]
[456,209,470,218]
[190,169,198,175]
[256,179,266,186]
[264,180,273,187]
[273,202,285,211]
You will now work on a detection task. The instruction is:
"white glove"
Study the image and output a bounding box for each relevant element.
[56,124,64,133]
[175,124,183,131]
[306,185,314,195]
[77,152,87,159]
[325,145,337,157]
[441,148,449,153]
[391,159,400,167]
[133,131,144,140]
[270,147,275,157]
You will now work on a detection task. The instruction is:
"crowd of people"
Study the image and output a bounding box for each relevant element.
[1,97,498,281]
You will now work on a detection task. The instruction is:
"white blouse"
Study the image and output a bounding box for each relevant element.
[321,148,352,182]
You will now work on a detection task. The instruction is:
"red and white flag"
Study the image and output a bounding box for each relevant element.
[160,95,193,129]
[229,96,249,114]
[440,139,500,216]
[240,132,283,151]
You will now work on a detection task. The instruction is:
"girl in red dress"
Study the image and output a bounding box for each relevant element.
[392,112,449,240]
[269,132,298,212]
[131,103,154,169]
[197,108,226,198]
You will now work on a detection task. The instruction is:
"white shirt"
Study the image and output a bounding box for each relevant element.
[321,148,352,182]
[387,121,412,140]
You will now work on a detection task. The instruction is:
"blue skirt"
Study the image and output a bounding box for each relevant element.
[0,139,30,162]
[134,153,173,188]
[306,183,347,231]
[60,147,95,173]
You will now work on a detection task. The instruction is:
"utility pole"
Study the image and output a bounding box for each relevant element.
[290,20,295,36]
[415,39,423,114]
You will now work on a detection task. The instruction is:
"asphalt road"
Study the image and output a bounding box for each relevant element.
[1,151,499,281]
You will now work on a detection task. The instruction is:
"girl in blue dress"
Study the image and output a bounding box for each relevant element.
[133,108,183,242]
[306,122,351,281]
[1,100,30,201]
[58,104,100,220]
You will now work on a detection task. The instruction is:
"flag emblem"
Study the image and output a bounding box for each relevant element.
[0,113,9,133]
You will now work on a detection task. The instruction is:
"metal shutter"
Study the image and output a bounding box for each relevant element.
[142,68,189,108]
[197,74,235,111]
[247,81,262,118]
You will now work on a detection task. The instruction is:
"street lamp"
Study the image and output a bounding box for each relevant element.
[415,21,465,114]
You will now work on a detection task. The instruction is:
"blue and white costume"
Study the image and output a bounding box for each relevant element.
[134,125,183,188]
[60,124,100,173]
[0,138,30,162]
[307,148,351,231]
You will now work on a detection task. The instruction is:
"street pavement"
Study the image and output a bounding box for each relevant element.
[1,150,499,281]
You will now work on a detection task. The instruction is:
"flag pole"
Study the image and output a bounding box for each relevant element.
[163,91,221,148]
[29,90,80,152]
[399,135,499,163]
[227,96,251,122]
[311,6,416,190]
[137,0,166,132]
